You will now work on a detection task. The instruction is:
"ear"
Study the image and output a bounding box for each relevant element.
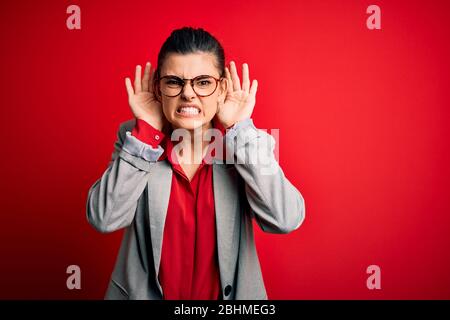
[152,77,162,102]
[217,77,228,101]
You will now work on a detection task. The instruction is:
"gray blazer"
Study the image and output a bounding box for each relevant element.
[86,118,305,300]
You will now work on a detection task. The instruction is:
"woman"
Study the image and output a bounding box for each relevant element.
[86,27,305,300]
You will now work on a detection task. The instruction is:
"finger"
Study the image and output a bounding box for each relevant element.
[224,67,232,94]
[249,79,258,96]
[142,62,150,92]
[134,65,142,93]
[125,77,134,96]
[242,63,250,92]
[229,61,241,91]
[149,65,156,94]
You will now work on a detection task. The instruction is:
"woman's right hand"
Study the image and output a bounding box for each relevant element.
[125,62,165,131]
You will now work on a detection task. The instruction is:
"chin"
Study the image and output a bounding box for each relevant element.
[170,117,207,131]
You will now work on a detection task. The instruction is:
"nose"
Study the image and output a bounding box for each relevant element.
[180,80,196,100]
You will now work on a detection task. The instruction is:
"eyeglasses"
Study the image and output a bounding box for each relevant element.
[158,75,223,97]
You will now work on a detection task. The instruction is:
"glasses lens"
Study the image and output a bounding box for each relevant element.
[160,77,184,96]
[193,76,217,96]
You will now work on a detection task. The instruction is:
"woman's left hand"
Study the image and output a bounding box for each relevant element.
[217,61,258,128]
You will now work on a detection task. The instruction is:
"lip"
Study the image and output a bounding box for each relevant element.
[176,104,202,118]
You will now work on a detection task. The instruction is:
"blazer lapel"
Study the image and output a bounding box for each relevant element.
[147,160,173,296]
[146,160,241,297]
[213,161,241,294]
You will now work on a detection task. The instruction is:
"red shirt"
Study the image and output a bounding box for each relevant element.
[131,117,228,300]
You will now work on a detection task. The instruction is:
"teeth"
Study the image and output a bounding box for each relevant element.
[178,107,200,115]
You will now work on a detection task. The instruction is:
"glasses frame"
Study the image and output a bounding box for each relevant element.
[158,74,223,98]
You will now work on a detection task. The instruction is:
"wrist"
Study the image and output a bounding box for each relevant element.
[132,118,165,148]
[137,116,163,131]
[219,120,236,130]
[221,117,250,130]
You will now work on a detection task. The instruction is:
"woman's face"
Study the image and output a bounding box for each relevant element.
[158,52,227,132]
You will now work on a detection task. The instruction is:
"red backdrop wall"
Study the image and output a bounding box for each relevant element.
[0,0,449,299]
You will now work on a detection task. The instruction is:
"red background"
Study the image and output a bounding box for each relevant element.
[1,0,449,299]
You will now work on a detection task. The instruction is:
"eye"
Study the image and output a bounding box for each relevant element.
[196,79,212,87]
[164,78,183,86]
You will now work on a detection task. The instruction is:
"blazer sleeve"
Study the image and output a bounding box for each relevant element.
[224,118,306,234]
[86,119,164,233]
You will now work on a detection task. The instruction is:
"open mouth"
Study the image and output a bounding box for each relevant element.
[176,105,201,115]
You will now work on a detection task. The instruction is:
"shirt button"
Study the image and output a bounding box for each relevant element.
[224,285,232,296]
[155,135,160,140]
